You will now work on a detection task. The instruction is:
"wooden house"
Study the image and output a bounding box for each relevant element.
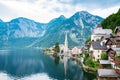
[105,37,120,48]
[89,40,107,61]
[98,69,119,80]
[99,60,111,69]
[115,26,120,36]
[106,48,116,61]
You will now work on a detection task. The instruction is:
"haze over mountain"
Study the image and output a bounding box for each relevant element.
[0,11,103,48]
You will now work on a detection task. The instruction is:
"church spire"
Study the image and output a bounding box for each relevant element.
[64,32,68,53]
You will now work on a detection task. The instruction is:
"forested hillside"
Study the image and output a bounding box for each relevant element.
[101,9,120,32]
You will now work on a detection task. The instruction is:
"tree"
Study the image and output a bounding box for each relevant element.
[61,50,64,53]
[83,52,89,64]
[54,42,60,53]
[85,57,95,67]
[84,52,89,58]
[101,52,108,60]
[85,57,99,68]
[85,37,91,44]
[101,8,120,32]
[54,56,60,65]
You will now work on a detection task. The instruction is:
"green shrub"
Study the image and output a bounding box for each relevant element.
[101,52,108,60]
[85,57,99,68]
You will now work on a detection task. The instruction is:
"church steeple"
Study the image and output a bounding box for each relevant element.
[64,32,68,53]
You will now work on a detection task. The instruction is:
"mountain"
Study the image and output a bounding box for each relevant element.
[0,17,46,38]
[29,11,103,48]
[0,17,46,48]
[0,11,103,48]
[101,9,120,31]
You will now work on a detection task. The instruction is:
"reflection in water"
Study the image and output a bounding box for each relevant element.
[0,49,97,80]
[63,54,68,77]
[0,72,53,80]
[54,56,60,65]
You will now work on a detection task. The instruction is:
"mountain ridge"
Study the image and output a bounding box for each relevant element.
[0,11,103,48]
[28,11,103,48]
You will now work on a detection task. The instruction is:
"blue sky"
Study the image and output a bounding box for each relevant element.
[0,0,120,23]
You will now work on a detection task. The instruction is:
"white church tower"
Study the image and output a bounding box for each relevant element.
[64,32,68,53]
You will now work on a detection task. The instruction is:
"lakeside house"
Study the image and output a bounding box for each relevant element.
[105,37,120,48]
[47,32,69,55]
[89,40,107,61]
[95,26,120,80]
[99,60,111,69]
[98,69,119,80]
[91,24,112,41]
[69,46,82,57]
[115,26,120,37]
[106,48,116,62]
[48,32,83,58]
[84,25,120,79]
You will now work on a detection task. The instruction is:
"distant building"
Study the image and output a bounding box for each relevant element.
[59,32,69,54]
[98,69,119,80]
[69,46,82,57]
[49,32,69,54]
[105,37,120,48]
[99,60,111,69]
[91,25,112,41]
[106,48,116,61]
[89,40,107,61]
[59,44,65,53]
[81,46,88,53]
[64,32,68,53]
[115,26,120,36]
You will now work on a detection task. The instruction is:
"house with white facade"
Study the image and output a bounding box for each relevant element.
[91,25,112,41]
[89,40,107,61]
[69,46,82,57]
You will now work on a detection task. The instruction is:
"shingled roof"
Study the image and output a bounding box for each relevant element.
[115,26,120,33]
[98,69,120,77]
[92,41,107,50]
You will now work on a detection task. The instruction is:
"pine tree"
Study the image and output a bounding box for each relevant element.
[54,42,60,53]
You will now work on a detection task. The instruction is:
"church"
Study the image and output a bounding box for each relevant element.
[59,32,69,54]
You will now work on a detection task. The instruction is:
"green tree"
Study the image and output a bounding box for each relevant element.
[54,56,60,65]
[101,8,120,32]
[85,37,91,44]
[61,50,64,53]
[85,57,99,68]
[84,52,89,58]
[101,52,108,60]
[54,42,60,53]
[83,52,89,64]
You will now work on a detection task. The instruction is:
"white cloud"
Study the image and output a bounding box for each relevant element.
[0,0,120,23]
[0,0,57,23]
[90,5,120,18]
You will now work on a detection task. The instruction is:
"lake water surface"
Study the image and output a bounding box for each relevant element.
[0,49,96,80]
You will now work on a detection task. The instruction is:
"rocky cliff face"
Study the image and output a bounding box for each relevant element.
[0,11,103,48]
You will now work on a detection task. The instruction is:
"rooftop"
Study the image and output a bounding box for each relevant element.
[92,41,107,50]
[115,26,120,33]
[99,60,111,64]
[112,47,120,52]
[93,27,112,35]
[116,26,120,29]
[98,69,119,77]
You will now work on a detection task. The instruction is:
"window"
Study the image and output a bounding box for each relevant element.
[98,55,99,58]
[98,50,99,53]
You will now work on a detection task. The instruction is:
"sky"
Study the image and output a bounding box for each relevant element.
[0,0,120,23]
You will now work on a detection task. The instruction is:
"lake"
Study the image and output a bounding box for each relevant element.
[0,49,96,80]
